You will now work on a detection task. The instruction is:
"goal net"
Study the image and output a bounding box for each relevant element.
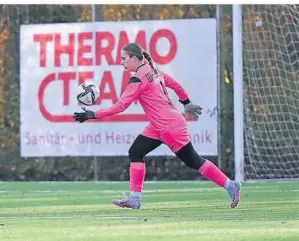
[243,5,299,179]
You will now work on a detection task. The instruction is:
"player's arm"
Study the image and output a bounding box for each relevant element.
[95,77,144,119]
[162,72,190,105]
[73,77,145,123]
[162,72,203,118]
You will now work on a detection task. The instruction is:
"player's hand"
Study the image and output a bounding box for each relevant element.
[184,102,202,119]
[73,107,96,123]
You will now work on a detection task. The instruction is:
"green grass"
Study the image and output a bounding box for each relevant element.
[0,181,298,241]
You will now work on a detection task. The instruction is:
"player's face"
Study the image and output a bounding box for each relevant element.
[121,50,137,71]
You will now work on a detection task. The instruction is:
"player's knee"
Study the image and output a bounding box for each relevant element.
[128,146,145,163]
[182,160,197,170]
[176,142,205,169]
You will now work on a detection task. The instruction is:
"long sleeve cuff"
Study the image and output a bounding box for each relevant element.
[179,98,190,105]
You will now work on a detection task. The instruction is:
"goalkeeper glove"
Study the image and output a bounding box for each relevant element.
[180,99,202,119]
[73,107,96,123]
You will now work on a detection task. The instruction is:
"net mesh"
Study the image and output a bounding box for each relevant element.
[243,5,299,179]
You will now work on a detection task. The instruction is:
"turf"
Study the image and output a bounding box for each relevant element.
[0,181,298,241]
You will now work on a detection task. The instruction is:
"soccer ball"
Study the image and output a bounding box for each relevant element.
[76,82,100,106]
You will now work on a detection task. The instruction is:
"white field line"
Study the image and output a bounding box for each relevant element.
[0,179,298,184]
[0,215,298,221]
[0,189,299,194]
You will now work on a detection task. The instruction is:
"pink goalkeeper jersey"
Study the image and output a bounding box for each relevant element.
[95,64,189,131]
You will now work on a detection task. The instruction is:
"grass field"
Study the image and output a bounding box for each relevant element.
[0,181,298,241]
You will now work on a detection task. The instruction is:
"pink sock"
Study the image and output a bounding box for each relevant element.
[130,162,146,192]
[198,160,229,187]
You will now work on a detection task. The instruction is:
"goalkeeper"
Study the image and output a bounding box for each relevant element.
[73,43,241,209]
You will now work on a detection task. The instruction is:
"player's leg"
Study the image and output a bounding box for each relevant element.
[175,141,241,208]
[161,126,240,208]
[128,134,162,196]
[112,125,162,209]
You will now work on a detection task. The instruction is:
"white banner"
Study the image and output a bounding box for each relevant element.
[20,19,217,157]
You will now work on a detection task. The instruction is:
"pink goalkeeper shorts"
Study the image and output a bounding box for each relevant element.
[141,123,190,153]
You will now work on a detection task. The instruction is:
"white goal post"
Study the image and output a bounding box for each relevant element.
[233,5,299,181]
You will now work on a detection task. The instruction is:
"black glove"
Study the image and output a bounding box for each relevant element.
[73,107,96,123]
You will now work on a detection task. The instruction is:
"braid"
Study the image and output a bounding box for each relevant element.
[143,51,158,74]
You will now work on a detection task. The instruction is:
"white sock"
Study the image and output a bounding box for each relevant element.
[224,179,231,190]
[130,191,141,199]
